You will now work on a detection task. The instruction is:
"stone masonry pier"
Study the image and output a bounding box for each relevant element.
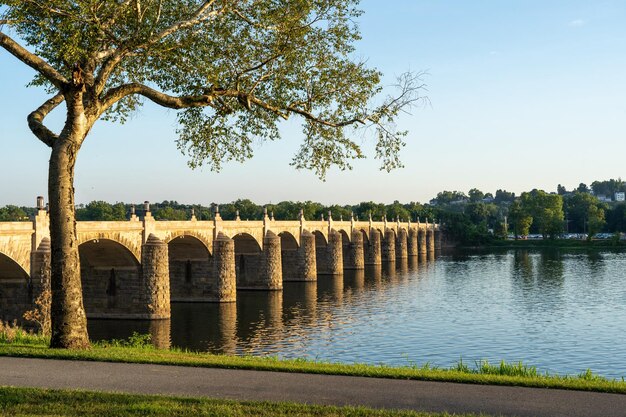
[0,199,442,321]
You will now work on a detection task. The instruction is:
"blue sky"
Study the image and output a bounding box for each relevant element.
[1,1,625,207]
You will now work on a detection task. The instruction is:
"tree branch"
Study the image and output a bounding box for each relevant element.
[27,94,65,147]
[94,52,125,95]
[0,31,68,89]
[100,83,220,113]
[101,71,425,132]
[142,0,219,48]
[101,81,369,127]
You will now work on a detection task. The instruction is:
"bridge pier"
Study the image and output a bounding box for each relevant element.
[418,228,427,255]
[344,229,364,270]
[382,229,396,263]
[213,233,236,302]
[365,229,382,265]
[395,229,408,260]
[435,229,442,252]
[318,229,343,275]
[30,237,51,302]
[408,229,418,257]
[297,230,317,280]
[427,228,435,253]
[141,234,171,319]
[258,231,282,290]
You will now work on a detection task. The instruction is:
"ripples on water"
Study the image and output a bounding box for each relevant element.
[89,249,626,378]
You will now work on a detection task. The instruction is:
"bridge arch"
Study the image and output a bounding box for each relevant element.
[168,235,212,301]
[77,232,140,264]
[278,231,299,250]
[0,252,32,323]
[359,229,370,245]
[79,239,141,318]
[222,228,264,251]
[163,231,212,256]
[385,227,397,240]
[279,231,299,281]
[0,241,30,278]
[231,233,262,288]
[312,230,327,247]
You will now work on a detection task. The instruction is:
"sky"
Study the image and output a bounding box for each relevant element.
[1,0,625,207]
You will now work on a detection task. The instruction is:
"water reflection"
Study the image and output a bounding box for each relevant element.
[408,256,418,271]
[397,258,408,276]
[283,282,317,328]
[317,275,341,303]
[236,291,283,351]
[215,303,237,354]
[344,270,365,293]
[88,248,626,378]
[383,261,396,281]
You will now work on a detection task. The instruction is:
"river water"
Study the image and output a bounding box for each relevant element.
[88,249,626,378]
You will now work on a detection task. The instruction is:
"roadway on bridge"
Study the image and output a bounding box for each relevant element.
[1,357,624,417]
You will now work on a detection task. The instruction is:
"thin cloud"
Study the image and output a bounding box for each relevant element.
[568,19,586,27]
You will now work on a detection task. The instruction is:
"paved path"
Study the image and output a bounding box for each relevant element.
[1,357,625,417]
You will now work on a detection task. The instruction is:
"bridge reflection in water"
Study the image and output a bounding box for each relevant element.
[87,257,431,352]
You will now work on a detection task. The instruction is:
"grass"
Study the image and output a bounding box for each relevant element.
[1,324,625,395]
[0,386,489,417]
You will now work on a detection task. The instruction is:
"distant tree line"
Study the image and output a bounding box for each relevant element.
[68,199,437,224]
[2,178,626,245]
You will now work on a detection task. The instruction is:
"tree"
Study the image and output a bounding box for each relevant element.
[591,178,625,198]
[557,184,567,195]
[220,199,262,220]
[520,190,564,239]
[76,201,126,221]
[508,201,532,239]
[0,205,29,221]
[577,183,590,194]
[494,189,515,203]
[153,206,189,220]
[433,191,467,206]
[468,188,484,202]
[564,191,606,236]
[385,200,410,221]
[464,201,497,225]
[353,201,386,220]
[586,204,605,239]
[1,1,424,348]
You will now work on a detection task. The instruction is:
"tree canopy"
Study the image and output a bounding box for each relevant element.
[1,0,424,177]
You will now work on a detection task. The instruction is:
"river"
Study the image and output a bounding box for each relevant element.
[89,249,626,378]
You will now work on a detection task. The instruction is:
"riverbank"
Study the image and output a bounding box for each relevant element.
[1,330,625,395]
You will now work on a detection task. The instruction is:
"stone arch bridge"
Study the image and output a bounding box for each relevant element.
[0,201,442,321]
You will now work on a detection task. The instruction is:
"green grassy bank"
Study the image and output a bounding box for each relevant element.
[1,328,625,395]
[0,387,488,417]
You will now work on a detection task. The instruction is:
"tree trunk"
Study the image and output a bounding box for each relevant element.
[48,97,90,349]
